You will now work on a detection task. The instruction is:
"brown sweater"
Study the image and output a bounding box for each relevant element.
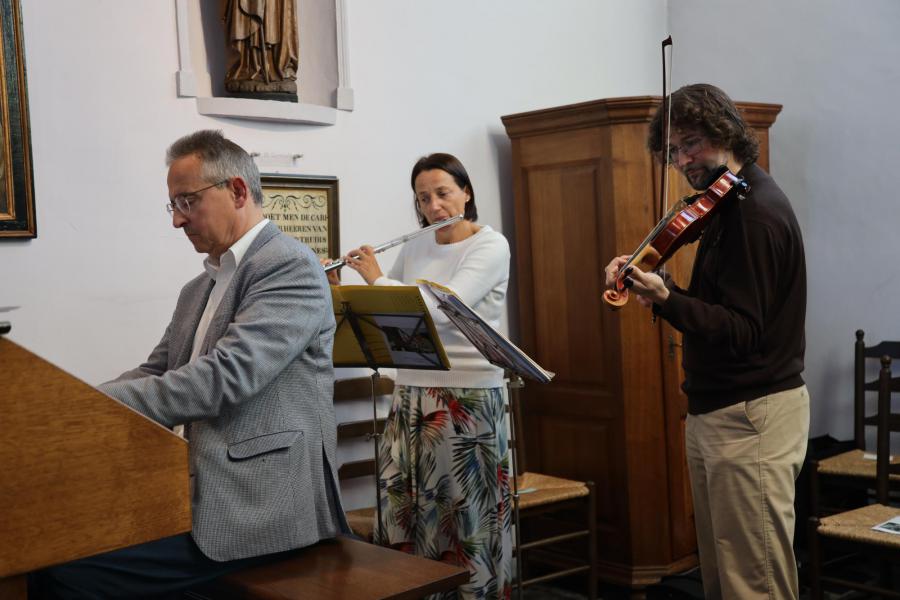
[654,163,806,414]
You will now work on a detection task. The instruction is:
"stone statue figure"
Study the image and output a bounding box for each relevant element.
[224,0,299,101]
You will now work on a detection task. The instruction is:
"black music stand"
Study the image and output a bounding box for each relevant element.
[331,285,451,543]
[417,279,554,600]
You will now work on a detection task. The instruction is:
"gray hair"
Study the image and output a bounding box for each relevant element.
[166,130,263,205]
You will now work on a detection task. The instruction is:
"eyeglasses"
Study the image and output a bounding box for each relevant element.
[165,179,230,215]
[667,136,705,164]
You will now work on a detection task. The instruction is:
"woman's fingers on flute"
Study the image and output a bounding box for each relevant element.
[344,246,383,284]
[343,245,374,264]
[342,246,363,260]
[319,257,341,285]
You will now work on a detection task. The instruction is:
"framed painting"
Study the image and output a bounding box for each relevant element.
[261,174,339,259]
[0,0,34,238]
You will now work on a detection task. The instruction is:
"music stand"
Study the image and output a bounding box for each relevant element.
[330,285,451,544]
[417,280,554,600]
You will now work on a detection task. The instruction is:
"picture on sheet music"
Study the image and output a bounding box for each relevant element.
[374,314,440,367]
[873,516,900,535]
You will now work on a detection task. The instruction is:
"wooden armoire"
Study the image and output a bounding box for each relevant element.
[501,96,781,592]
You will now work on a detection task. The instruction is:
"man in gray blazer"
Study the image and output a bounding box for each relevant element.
[33,130,344,598]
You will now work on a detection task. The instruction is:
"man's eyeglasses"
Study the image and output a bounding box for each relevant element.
[165,179,230,215]
[667,136,705,164]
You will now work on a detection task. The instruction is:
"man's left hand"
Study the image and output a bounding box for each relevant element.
[623,265,670,308]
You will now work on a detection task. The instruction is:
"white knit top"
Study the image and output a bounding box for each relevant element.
[373,224,510,388]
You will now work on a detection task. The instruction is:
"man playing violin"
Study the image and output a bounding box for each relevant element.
[604,84,808,600]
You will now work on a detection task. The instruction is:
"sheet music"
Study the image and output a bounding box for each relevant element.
[370,313,442,367]
[417,280,554,384]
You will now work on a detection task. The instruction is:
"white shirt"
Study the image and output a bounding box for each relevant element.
[374,224,510,388]
[190,219,269,360]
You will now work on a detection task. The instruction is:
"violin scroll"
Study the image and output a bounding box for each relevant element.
[602,288,629,310]
[602,245,663,310]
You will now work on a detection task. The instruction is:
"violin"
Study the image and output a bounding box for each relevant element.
[602,165,749,309]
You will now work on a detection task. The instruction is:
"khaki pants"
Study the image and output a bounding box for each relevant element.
[685,385,809,599]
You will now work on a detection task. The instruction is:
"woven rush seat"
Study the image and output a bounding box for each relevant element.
[817,449,900,479]
[516,472,590,510]
[818,503,900,548]
[346,476,590,537]
[346,506,376,542]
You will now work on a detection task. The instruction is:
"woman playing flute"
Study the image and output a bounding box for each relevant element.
[330,152,512,599]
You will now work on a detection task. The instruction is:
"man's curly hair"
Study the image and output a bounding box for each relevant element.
[647,83,759,166]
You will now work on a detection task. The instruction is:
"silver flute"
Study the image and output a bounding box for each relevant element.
[323,214,464,273]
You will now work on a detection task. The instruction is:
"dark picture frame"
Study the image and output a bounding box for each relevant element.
[260,174,339,259]
[0,0,34,238]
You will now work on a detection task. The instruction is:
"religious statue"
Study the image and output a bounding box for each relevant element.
[223,0,299,101]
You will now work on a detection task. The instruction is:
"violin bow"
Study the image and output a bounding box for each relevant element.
[658,36,673,275]
[653,36,673,323]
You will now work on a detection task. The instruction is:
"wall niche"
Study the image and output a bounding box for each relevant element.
[175,0,353,125]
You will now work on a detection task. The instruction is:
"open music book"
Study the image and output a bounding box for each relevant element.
[417,279,554,384]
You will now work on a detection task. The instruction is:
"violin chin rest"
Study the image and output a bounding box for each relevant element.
[700,165,730,189]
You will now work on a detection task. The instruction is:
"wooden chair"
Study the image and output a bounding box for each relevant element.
[333,375,394,542]
[808,355,900,598]
[811,330,900,517]
[507,379,598,600]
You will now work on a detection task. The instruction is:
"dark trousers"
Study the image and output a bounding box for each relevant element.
[28,533,292,599]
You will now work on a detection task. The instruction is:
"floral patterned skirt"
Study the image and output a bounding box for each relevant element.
[376,384,512,600]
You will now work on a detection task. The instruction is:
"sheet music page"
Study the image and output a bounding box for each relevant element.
[416,280,554,383]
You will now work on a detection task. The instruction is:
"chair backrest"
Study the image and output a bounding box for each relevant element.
[874,355,900,503]
[853,330,900,449]
[333,375,394,483]
[335,376,395,403]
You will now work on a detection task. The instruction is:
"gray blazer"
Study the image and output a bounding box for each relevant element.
[99,222,343,562]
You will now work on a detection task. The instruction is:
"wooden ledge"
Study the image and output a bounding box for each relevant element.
[195,536,468,600]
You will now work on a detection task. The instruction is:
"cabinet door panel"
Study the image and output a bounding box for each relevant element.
[526,163,608,386]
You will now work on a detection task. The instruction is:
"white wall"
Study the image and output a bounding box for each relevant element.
[668,0,900,440]
[0,1,667,508]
